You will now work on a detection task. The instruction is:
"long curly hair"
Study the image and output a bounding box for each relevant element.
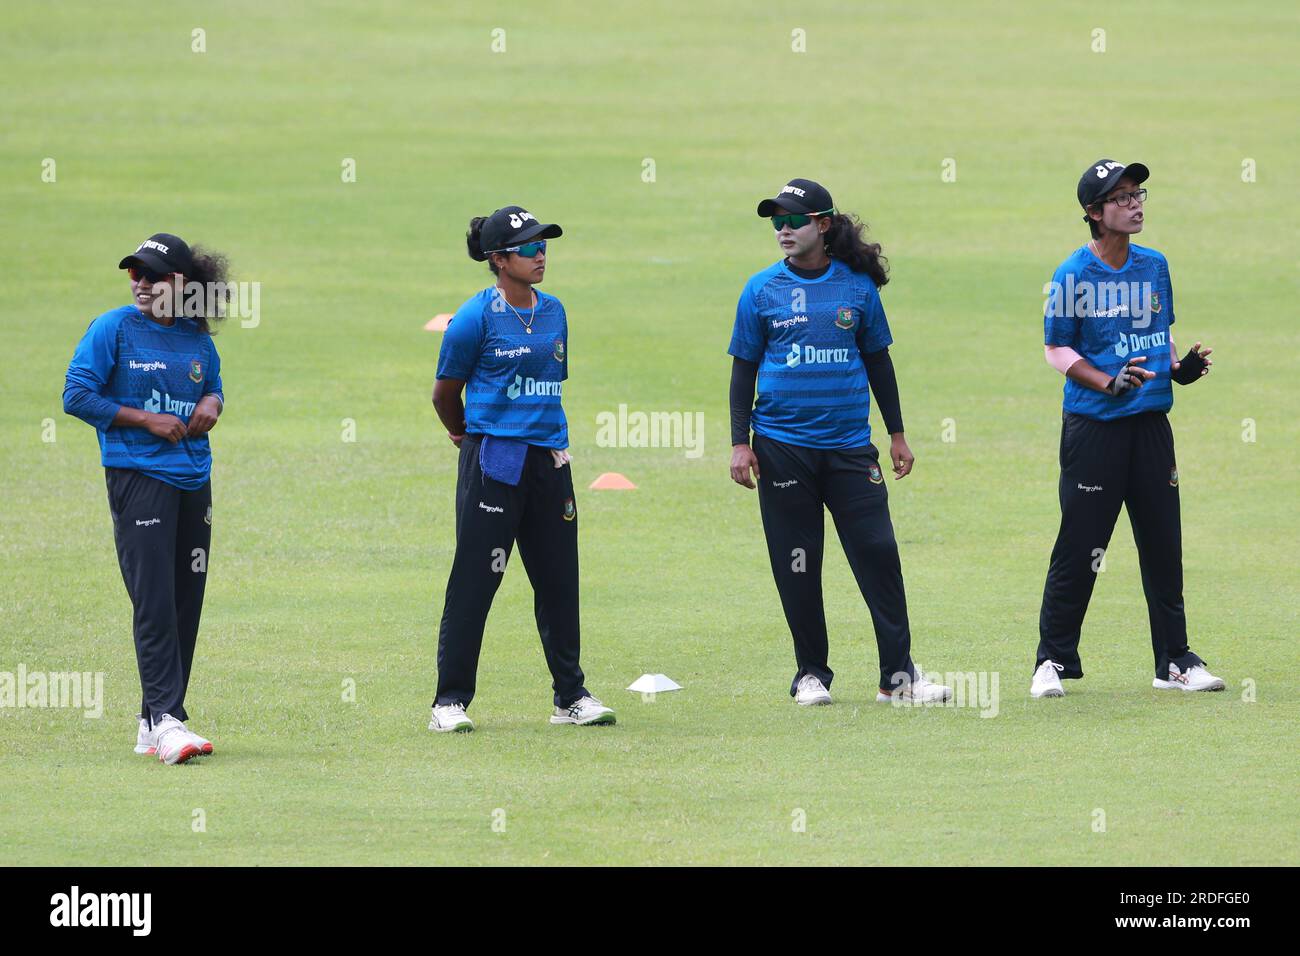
[183,245,232,334]
[823,213,889,287]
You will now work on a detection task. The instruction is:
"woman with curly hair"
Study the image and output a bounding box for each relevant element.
[63,233,231,764]
[729,180,954,708]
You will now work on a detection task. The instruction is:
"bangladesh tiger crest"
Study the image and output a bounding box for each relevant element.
[563,497,576,521]
[1150,291,1161,315]
[835,306,855,330]
[554,338,565,363]
[189,359,203,384]
[1169,466,1179,487]
[867,462,884,484]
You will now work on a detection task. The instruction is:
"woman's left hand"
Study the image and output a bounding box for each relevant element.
[187,395,222,436]
[890,433,915,480]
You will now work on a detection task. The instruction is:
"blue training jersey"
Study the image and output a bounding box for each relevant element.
[1044,242,1176,421]
[728,258,891,449]
[436,287,569,449]
[63,305,225,490]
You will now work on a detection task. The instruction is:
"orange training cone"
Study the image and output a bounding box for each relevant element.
[589,472,636,490]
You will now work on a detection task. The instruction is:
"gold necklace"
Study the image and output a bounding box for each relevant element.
[498,287,536,333]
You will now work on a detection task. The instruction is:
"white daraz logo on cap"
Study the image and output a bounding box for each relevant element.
[781,185,807,198]
[1093,161,1123,180]
[137,239,170,254]
[507,211,537,229]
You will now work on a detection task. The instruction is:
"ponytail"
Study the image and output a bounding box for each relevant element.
[466,216,499,275]
[823,212,889,288]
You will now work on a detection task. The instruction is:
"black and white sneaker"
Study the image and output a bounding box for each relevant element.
[429,703,474,733]
[550,696,616,726]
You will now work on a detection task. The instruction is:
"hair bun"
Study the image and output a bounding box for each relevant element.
[466,216,489,262]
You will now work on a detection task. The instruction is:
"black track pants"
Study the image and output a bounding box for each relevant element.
[105,467,211,727]
[752,433,916,694]
[434,435,588,710]
[1036,411,1204,680]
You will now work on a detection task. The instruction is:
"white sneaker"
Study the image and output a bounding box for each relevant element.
[1031,660,1066,698]
[550,695,616,725]
[1153,663,1225,692]
[429,703,474,733]
[154,714,202,765]
[876,668,952,704]
[137,716,212,755]
[794,674,832,706]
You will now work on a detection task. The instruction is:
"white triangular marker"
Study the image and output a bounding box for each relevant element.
[626,673,682,693]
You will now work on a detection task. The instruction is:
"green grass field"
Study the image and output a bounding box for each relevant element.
[1,1,1296,865]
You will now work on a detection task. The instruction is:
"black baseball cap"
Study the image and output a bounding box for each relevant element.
[118,233,194,276]
[1077,159,1149,219]
[756,178,837,217]
[478,206,563,255]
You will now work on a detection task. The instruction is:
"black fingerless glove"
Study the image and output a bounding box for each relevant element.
[1107,362,1144,395]
[1171,348,1207,385]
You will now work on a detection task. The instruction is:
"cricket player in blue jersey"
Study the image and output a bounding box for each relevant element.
[429,206,614,733]
[63,233,231,764]
[1032,160,1223,698]
[729,179,953,706]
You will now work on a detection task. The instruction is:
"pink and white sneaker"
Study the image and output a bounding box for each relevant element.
[153,714,203,765]
[137,716,213,756]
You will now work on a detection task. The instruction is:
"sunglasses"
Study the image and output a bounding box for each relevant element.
[770,210,833,231]
[493,240,547,258]
[127,265,177,283]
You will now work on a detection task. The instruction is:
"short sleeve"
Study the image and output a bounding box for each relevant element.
[1044,263,1080,347]
[855,282,893,353]
[436,298,485,381]
[559,302,569,382]
[205,338,224,405]
[727,280,764,362]
[1157,254,1175,326]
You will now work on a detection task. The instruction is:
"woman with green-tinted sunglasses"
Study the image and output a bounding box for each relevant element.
[728,178,956,708]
